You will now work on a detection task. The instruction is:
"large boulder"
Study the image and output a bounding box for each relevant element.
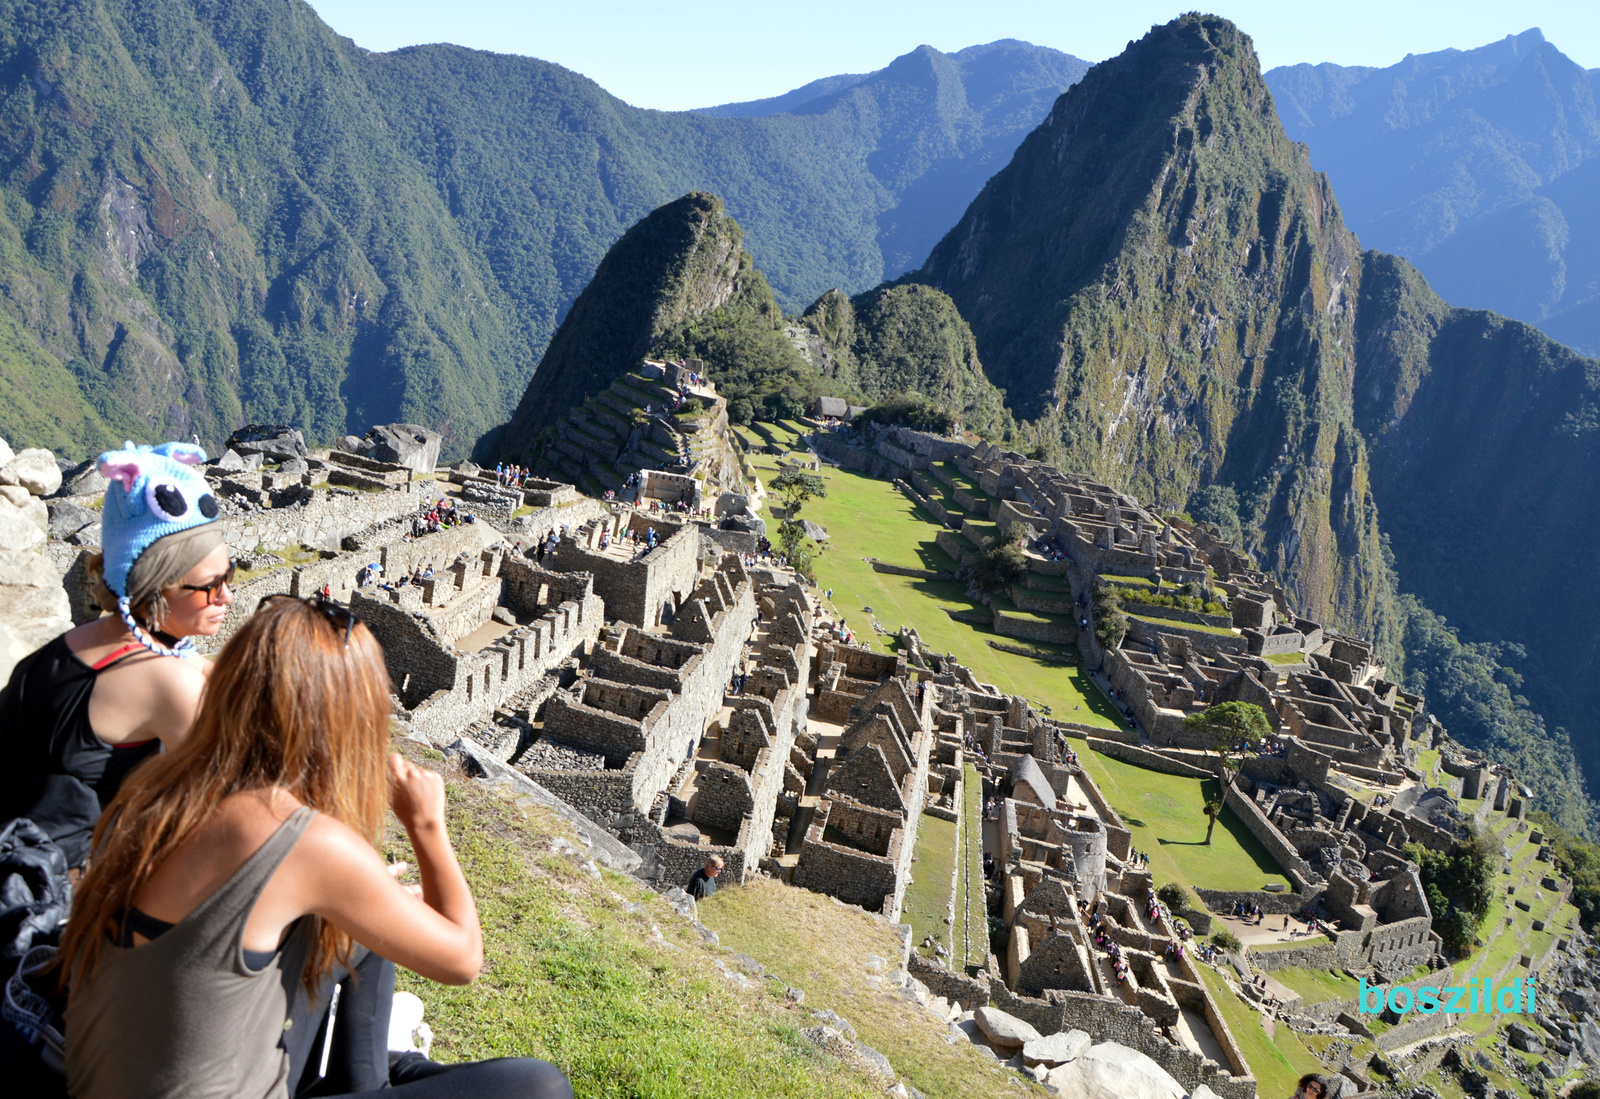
[55,459,109,498]
[720,514,767,538]
[0,448,63,497]
[0,436,12,468]
[48,501,99,541]
[973,1006,1040,1051]
[0,498,45,552]
[363,423,441,473]
[1043,1041,1184,1099]
[1023,1029,1090,1067]
[0,550,72,684]
[227,424,307,461]
[800,519,828,542]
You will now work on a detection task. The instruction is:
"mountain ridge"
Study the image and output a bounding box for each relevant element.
[1265,28,1600,356]
[0,1,1086,458]
[914,12,1600,827]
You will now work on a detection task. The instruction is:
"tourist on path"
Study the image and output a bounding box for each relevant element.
[687,855,724,901]
[0,441,231,869]
[61,596,573,1099]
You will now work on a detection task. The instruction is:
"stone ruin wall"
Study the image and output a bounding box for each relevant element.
[791,800,907,915]
[551,519,700,629]
[522,561,756,837]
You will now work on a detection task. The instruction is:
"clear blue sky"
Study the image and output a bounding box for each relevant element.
[303,1,1599,111]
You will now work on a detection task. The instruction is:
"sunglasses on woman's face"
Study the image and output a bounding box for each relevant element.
[178,562,236,604]
[260,592,358,647]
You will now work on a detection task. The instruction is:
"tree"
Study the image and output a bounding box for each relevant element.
[854,393,959,435]
[1184,702,1269,758]
[1156,883,1190,912]
[1202,796,1224,845]
[770,470,826,518]
[1186,484,1242,543]
[1091,585,1129,650]
[973,534,1030,593]
[1404,828,1496,955]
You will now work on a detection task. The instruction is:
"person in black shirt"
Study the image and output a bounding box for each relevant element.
[687,856,724,900]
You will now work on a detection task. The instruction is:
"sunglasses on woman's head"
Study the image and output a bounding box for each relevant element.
[260,592,357,647]
[178,561,236,603]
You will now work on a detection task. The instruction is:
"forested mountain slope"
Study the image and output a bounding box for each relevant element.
[0,0,1083,457]
[916,14,1600,829]
[500,193,1010,454]
[1266,30,1600,356]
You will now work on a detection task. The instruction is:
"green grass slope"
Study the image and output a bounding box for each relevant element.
[387,744,887,1098]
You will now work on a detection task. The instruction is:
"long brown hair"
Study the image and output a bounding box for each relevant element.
[60,597,393,990]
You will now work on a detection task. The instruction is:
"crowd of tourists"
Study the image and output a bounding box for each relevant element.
[0,440,574,1098]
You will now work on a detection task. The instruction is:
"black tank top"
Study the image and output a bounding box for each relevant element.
[0,634,161,866]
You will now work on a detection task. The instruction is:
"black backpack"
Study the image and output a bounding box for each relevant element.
[0,818,70,1097]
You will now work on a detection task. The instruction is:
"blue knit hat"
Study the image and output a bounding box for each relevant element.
[97,441,220,657]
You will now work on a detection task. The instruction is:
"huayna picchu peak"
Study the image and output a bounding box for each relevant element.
[916,13,1600,828]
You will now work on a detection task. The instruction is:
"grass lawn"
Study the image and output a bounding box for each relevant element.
[1127,612,1240,638]
[1074,752,1290,894]
[389,744,884,1099]
[936,461,988,499]
[701,880,1049,1098]
[902,813,957,959]
[956,763,988,970]
[1266,651,1309,665]
[749,456,1123,728]
[1196,964,1324,1099]
[1269,965,1359,1006]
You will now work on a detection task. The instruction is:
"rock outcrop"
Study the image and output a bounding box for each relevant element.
[0,438,73,683]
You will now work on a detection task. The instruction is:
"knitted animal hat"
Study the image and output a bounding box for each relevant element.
[96,441,220,657]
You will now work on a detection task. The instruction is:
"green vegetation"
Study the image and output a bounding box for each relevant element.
[1265,966,1358,1005]
[854,394,959,435]
[1126,613,1237,638]
[1530,811,1600,932]
[1186,484,1244,544]
[1075,751,1290,893]
[771,468,828,578]
[902,814,957,959]
[800,286,1015,440]
[748,456,1118,726]
[1396,596,1595,835]
[1195,964,1324,1099]
[701,881,1049,1099]
[386,746,882,1098]
[972,534,1030,593]
[1115,585,1227,616]
[1185,702,1271,742]
[1091,585,1129,650]
[0,2,1086,459]
[1406,829,1497,954]
[1210,928,1242,952]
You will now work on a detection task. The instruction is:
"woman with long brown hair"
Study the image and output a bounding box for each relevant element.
[59,596,571,1099]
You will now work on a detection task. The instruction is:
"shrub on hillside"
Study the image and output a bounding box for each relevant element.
[1405,827,1495,954]
[855,394,958,435]
[1211,929,1242,952]
[1156,882,1190,912]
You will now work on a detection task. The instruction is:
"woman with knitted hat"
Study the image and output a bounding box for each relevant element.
[0,441,232,869]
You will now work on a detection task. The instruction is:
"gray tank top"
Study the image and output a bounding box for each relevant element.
[66,807,319,1099]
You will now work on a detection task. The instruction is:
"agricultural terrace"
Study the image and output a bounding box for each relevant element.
[741,436,1122,728]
